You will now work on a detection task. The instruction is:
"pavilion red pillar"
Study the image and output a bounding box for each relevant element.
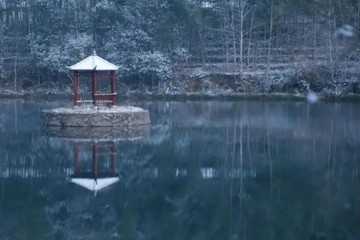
[110,70,116,105]
[74,141,79,174]
[111,141,116,173]
[93,142,98,177]
[73,71,79,106]
[92,71,98,106]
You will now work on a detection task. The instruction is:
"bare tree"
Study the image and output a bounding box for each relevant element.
[230,0,237,73]
[266,0,274,75]
[246,11,255,69]
[237,0,253,73]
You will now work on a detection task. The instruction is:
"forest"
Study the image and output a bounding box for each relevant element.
[0,0,360,97]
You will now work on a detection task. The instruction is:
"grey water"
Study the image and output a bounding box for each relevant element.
[0,99,359,240]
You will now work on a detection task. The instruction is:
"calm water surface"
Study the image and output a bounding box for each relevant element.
[0,100,359,240]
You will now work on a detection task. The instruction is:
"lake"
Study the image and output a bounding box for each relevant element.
[0,99,359,240]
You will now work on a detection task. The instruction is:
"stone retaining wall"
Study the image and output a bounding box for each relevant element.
[41,125,150,141]
[41,106,151,127]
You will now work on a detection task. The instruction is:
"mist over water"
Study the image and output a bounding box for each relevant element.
[0,100,359,239]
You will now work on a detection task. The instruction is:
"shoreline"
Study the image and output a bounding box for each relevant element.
[2,61,360,103]
[1,89,360,103]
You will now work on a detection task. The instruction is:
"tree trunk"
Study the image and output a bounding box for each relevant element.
[247,11,255,69]
[266,0,274,75]
[231,2,237,74]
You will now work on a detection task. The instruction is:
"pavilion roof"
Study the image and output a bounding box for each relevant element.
[70,176,120,195]
[67,50,119,71]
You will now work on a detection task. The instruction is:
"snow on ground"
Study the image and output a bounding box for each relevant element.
[47,105,146,114]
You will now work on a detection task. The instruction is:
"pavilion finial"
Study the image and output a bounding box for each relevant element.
[92,49,97,56]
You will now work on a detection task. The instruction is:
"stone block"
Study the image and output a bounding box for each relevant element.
[41,105,151,127]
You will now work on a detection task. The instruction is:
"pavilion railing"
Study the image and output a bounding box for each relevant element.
[75,92,116,106]
[77,92,93,104]
[94,93,117,106]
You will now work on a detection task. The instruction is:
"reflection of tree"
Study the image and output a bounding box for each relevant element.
[43,193,120,239]
[0,111,6,132]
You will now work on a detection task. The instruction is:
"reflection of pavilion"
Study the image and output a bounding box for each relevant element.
[41,125,150,194]
[70,140,120,195]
